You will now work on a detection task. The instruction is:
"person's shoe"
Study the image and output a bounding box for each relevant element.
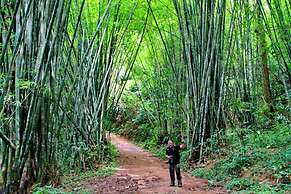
[178,181,182,187]
[170,181,175,187]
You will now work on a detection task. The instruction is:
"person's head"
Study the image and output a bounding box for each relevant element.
[168,139,174,147]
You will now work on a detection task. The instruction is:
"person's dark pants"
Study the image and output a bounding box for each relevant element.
[169,163,182,185]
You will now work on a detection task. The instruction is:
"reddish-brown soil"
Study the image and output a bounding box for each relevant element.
[70,134,228,193]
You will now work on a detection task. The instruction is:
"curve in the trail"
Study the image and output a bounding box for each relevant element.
[79,134,227,194]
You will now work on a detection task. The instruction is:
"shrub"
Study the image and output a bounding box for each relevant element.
[33,185,70,194]
[191,168,213,180]
[225,178,254,191]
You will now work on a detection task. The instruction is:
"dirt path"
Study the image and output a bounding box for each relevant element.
[79,134,227,193]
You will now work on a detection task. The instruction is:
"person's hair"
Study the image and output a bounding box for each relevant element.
[163,136,173,144]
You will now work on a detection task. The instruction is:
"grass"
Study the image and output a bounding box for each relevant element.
[190,122,291,193]
[33,185,75,194]
[62,164,118,187]
[32,143,119,194]
[32,165,118,194]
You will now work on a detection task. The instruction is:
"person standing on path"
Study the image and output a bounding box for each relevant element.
[166,139,186,187]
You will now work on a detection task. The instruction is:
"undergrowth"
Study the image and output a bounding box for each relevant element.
[191,120,291,193]
[32,143,119,194]
[108,92,291,193]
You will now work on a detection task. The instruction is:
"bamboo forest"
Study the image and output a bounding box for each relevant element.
[0,0,290,193]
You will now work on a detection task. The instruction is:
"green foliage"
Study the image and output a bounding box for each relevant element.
[137,139,167,160]
[103,143,119,165]
[132,108,149,125]
[32,164,117,194]
[180,149,191,169]
[61,141,118,173]
[16,79,35,89]
[33,185,71,194]
[191,168,213,180]
[33,143,118,193]
[205,133,221,155]
[0,73,6,89]
[63,166,117,186]
[215,149,253,176]
[190,122,291,192]
[226,178,254,191]
[152,146,167,160]
[249,122,291,149]
[134,124,153,142]
[225,177,288,194]
[225,178,254,191]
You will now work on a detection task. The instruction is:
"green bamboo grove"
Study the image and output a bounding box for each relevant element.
[125,0,290,162]
[0,0,147,192]
[0,0,290,192]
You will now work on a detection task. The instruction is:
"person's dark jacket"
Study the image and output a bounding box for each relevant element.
[166,145,181,164]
